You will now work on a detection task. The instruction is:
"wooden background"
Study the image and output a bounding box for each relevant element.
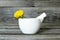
[0,0,60,40]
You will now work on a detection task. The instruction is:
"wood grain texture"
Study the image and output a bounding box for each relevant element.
[33,0,60,2]
[0,17,60,35]
[0,0,28,1]
[0,0,60,40]
[34,1,60,7]
[0,28,60,35]
[0,1,33,7]
[0,22,60,28]
[0,35,60,40]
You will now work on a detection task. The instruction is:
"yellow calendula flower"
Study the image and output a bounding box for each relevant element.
[14,9,24,19]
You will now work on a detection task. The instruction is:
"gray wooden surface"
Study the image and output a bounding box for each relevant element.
[0,35,60,40]
[0,22,60,35]
[1,0,60,7]
[0,0,60,40]
[0,1,33,7]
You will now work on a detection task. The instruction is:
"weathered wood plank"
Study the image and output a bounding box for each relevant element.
[38,7,60,13]
[39,28,60,34]
[42,23,60,26]
[1,7,60,14]
[41,25,60,28]
[33,0,50,1]
[34,1,60,7]
[0,1,33,7]
[0,22,60,29]
[0,0,28,1]
[33,0,60,2]
[0,29,21,33]
[0,25,18,29]
[0,35,60,40]
[0,22,18,25]
[0,24,60,29]
[0,28,60,35]
[0,7,60,22]
[0,25,60,29]
[1,7,60,21]
[0,7,39,18]
[1,0,60,2]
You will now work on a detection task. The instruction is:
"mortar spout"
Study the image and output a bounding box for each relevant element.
[36,12,47,22]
